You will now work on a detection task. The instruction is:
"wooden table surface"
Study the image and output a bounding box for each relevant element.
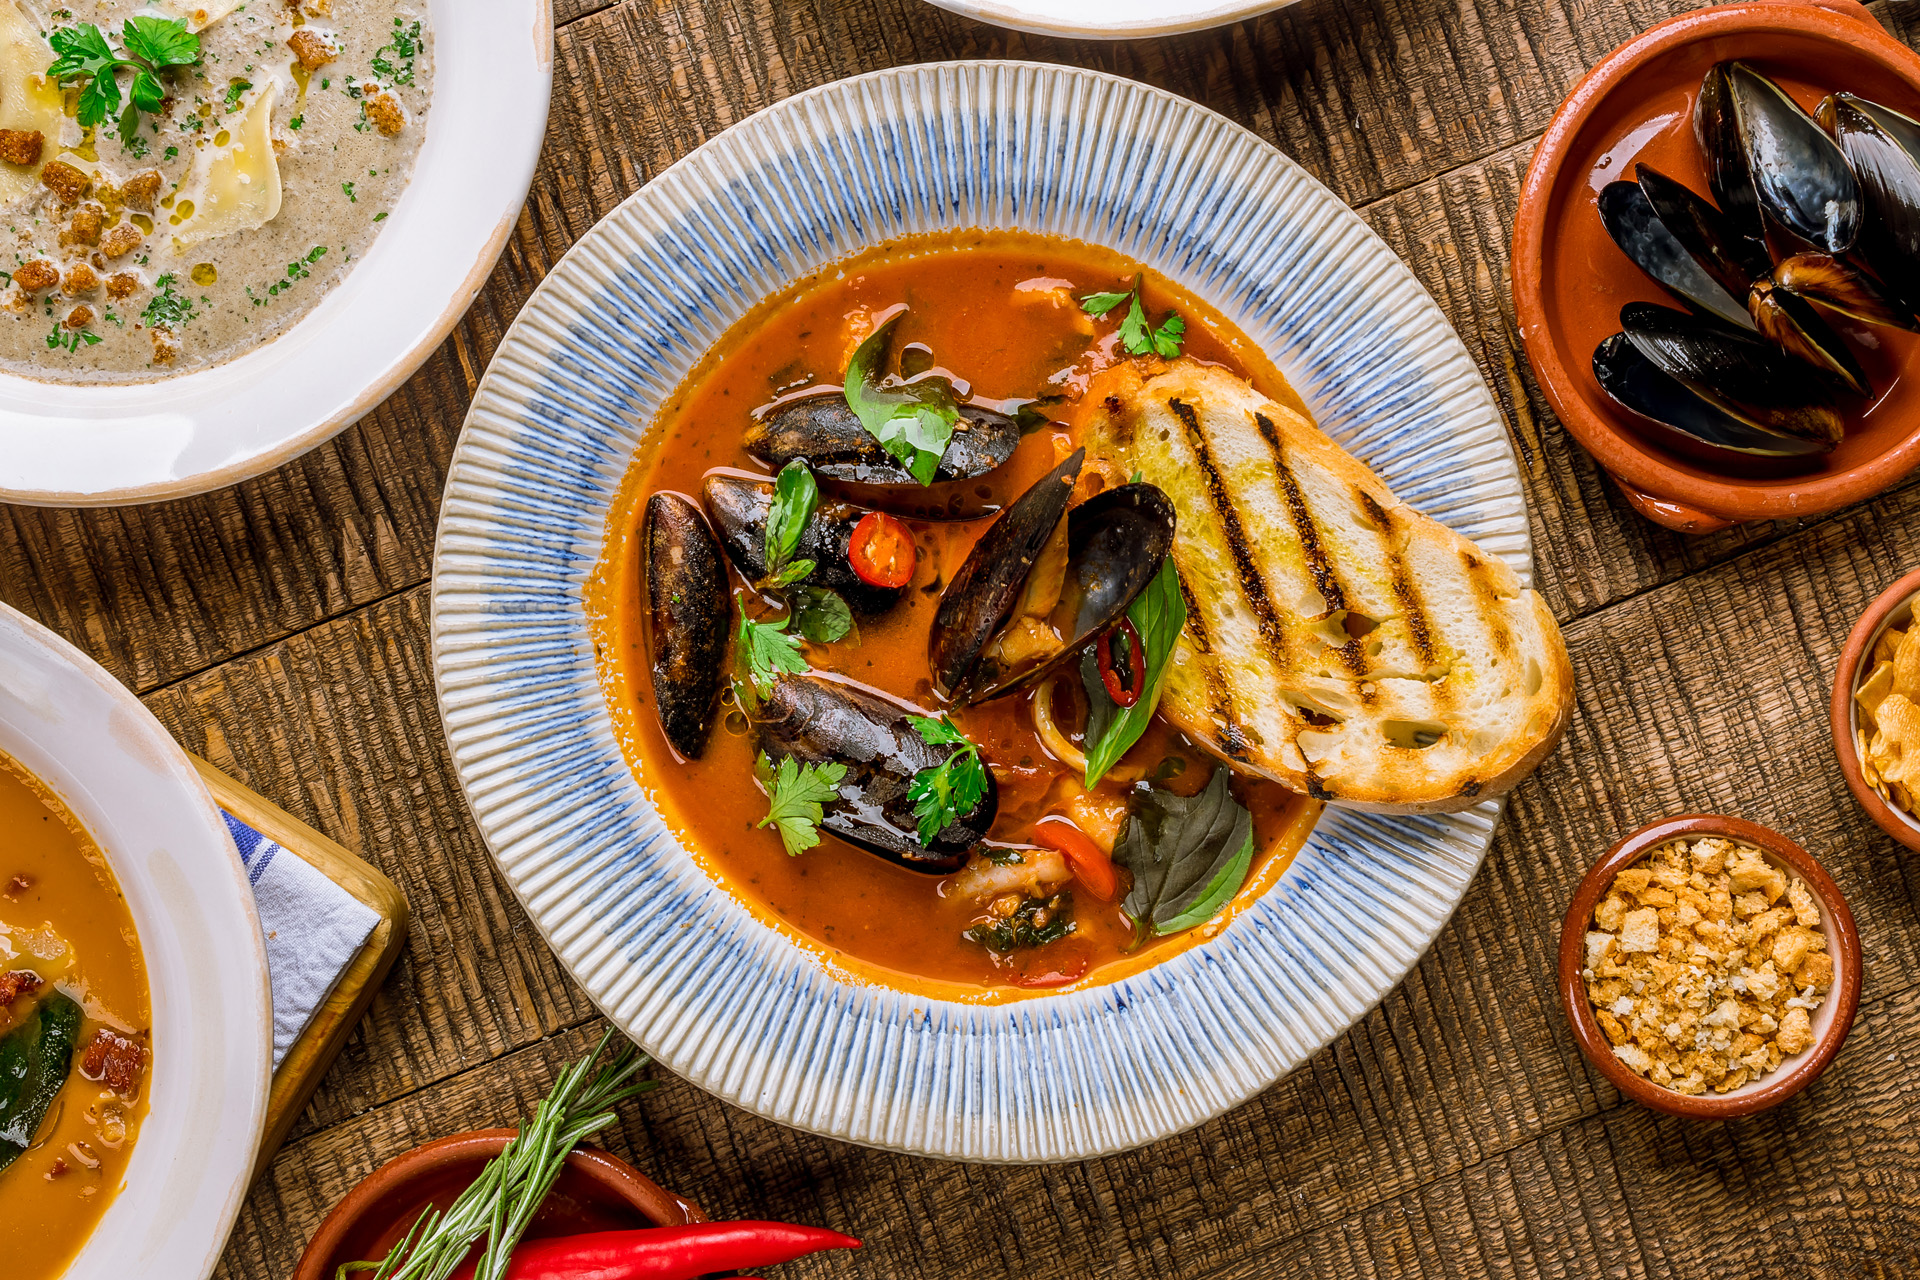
[8,0,1920,1275]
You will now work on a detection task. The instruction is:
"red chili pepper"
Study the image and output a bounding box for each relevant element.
[1032,817,1119,902]
[444,1222,860,1280]
[847,511,916,588]
[1097,619,1145,708]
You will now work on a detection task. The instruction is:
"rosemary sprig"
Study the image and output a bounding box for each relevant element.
[339,1029,657,1280]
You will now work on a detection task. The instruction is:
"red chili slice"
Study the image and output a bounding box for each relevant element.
[847,511,916,589]
[1097,619,1145,708]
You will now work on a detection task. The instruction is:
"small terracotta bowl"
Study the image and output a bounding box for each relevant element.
[1831,566,1920,852]
[1512,0,1920,534]
[1557,814,1861,1118]
[292,1130,706,1280]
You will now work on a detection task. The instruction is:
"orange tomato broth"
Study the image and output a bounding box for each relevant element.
[0,752,151,1280]
[590,230,1323,1002]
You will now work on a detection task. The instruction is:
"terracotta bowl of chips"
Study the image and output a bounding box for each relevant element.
[1832,566,1920,851]
[291,1130,706,1280]
[1558,814,1862,1119]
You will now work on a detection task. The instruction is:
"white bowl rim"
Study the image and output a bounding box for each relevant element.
[920,0,1292,37]
[0,0,554,508]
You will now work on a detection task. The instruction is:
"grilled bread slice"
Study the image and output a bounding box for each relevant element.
[1076,360,1571,814]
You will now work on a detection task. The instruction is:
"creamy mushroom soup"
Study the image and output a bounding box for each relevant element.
[0,0,429,382]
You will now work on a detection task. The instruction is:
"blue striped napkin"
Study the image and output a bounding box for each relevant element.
[222,811,380,1070]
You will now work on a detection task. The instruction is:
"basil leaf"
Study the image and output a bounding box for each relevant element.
[843,313,962,486]
[1114,768,1254,936]
[789,585,852,644]
[0,992,82,1171]
[1082,558,1186,787]
[763,461,818,581]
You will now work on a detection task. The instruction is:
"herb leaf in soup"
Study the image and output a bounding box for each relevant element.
[735,609,808,694]
[1079,274,1188,359]
[0,992,82,1173]
[843,313,963,486]
[1081,558,1187,787]
[48,17,199,145]
[904,715,991,843]
[1114,767,1255,937]
[762,460,819,588]
[788,584,852,645]
[755,752,848,856]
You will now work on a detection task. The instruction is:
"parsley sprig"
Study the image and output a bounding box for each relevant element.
[755,753,847,856]
[755,462,853,644]
[734,609,807,698]
[904,715,991,844]
[1080,274,1186,358]
[48,18,200,146]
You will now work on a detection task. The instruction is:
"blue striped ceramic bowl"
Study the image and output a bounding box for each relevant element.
[431,62,1528,1161]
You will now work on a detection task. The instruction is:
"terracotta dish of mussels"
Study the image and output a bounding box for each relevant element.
[1514,0,1920,532]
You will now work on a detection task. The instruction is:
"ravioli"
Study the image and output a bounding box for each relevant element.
[151,0,246,32]
[174,80,282,247]
[0,0,64,207]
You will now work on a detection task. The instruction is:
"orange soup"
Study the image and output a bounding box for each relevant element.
[0,753,152,1279]
[593,230,1322,1001]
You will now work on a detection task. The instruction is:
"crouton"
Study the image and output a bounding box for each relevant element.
[105,272,139,301]
[0,129,42,166]
[40,159,89,204]
[150,330,177,364]
[1620,907,1660,954]
[64,305,93,330]
[60,205,103,248]
[13,260,57,293]
[1776,1007,1813,1056]
[120,170,163,211]
[288,29,335,70]
[100,223,143,260]
[64,263,97,294]
[365,92,405,137]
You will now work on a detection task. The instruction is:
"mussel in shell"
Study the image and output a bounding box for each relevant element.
[1635,164,1771,294]
[1620,302,1843,448]
[1697,62,1767,245]
[1772,252,1916,330]
[701,473,906,615]
[643,493,732,759]
[1599,178,1756,331]
[931,449,1177,704]
[755,675,997,874]
[1748,277,1871,396]
[746,392,1020,488]
[1723,62,1861,254]
[1822,94,1920,314]
[1593,333,1826,460]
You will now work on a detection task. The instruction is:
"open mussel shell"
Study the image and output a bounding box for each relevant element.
[755,675,996,874]
[701,473,905,615]
[1593,334,1826,459]
[1696,63,1767,245]
[960,481,1177,704]
[1620,302,1843,447]
[1599,179,1756,331]
[1773,251,1917,330]
[746,391,1019,489]
[930,448,1085,701]
[1823,94,1920,314]
[1725,62,1861,254]
[643,493,732,759]
[1748,278,1872,396]
[1636,164,1770,292]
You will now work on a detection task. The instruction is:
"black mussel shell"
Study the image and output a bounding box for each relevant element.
[746,392,1019,487]
[1697,63,1766,245]
[1593,334,1826,459]
[1636,164,1771,291]
[701,473,905,616]
[1599,179,1756,331]
[961,482,1177,704]
[1727,62,1860,254]
[1772,251,1917,330]
[1748,278,1872,397]
[643,493,732,759]
[1823,95,1920,315]
[1620,302,1843,447]
[930,449,1085,701]
[755,675,995,874]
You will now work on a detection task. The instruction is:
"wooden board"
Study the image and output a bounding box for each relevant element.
[188,756,409,1172]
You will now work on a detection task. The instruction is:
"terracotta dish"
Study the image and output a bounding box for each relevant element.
[1557,814,1861,1118]
[292,1130,705,1280]
[1831,566,1920,851]
[1512,0,1920,534]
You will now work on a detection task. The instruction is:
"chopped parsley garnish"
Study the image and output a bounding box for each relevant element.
[735,609,807,695]
[251,246,329,305]
[222,78,251,111]
[965,893,1075,952]
[372,211,387,222]
[45,323,101,353]
[843,312,963,486]
[341,180,357,203]
[48,17,200,146]
[141,274,194,329]
[371,17,423,86]
[1080,274,1186,358]
[754,752,846,857]
[288,114,304,130]
[904,715,991,844]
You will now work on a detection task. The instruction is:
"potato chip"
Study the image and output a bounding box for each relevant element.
[1876,626,1908,668]
[1895,628,1920,701]
[1858,659,1896,719]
